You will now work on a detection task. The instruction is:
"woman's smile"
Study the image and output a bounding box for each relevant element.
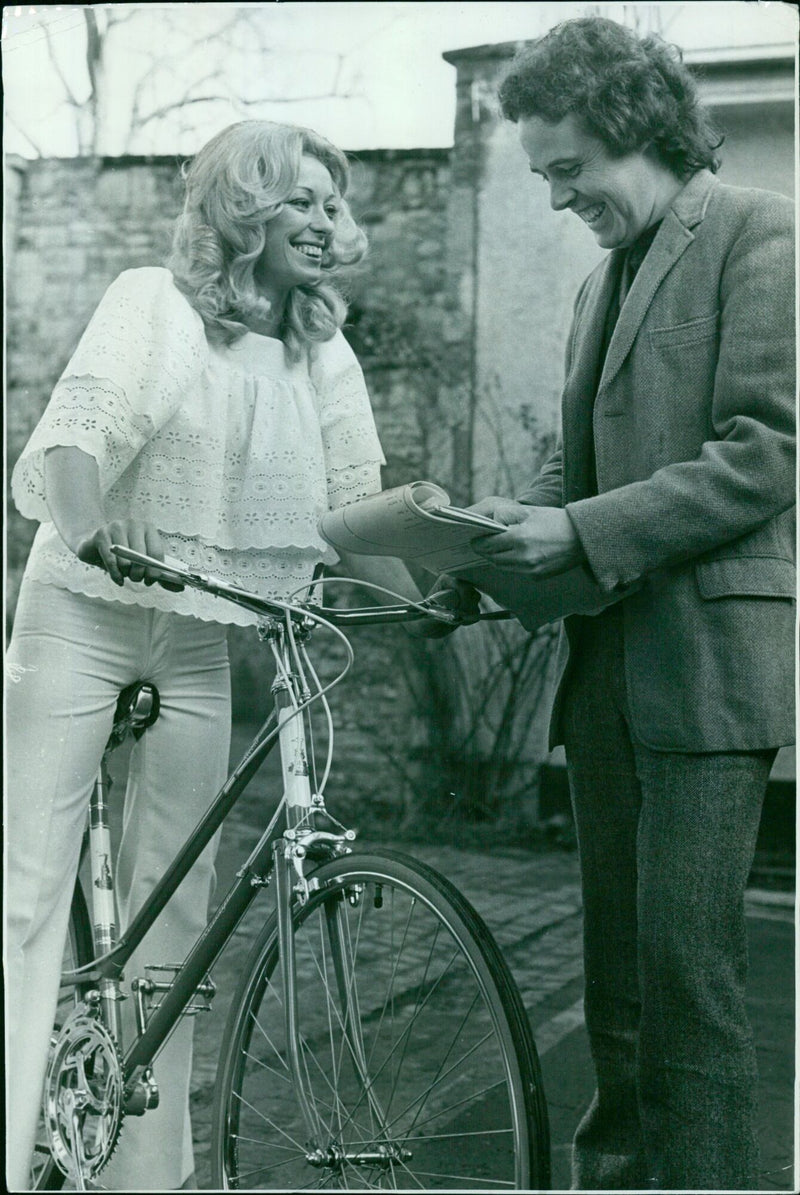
[291,242,324,261]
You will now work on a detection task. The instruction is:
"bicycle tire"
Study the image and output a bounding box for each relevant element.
[211,848,550,1190]
[31,879,94,1191]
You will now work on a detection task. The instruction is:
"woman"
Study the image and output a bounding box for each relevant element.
[5,120,461,1190]
[470,17,795,1191]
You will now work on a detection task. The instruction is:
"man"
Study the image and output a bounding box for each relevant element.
[471,16,795,1191]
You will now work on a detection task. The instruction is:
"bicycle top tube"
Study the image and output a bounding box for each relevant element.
[111,545,510,628]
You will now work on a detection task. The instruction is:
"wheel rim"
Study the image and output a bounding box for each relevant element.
[220,860,532,1189]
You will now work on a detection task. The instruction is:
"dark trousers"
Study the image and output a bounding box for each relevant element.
[561,604,775,1191]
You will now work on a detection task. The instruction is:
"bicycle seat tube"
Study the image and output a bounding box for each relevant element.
[88,758,124,1043]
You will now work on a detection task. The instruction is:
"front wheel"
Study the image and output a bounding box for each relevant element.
[212,849,550,1190]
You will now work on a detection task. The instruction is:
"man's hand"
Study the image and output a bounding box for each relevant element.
[468,499,586,578]
[469,496,531,524]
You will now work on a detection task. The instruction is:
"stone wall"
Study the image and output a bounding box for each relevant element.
[6,156,184,609]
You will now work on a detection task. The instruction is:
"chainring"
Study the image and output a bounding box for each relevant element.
[43,1001,125,1182]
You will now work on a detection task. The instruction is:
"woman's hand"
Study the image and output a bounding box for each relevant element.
[74,520,181,589]
[44,446,182,589]
[468,498,586,578]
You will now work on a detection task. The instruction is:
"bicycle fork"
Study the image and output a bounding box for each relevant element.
[272,683,398,1169]
[273,680,328,1149]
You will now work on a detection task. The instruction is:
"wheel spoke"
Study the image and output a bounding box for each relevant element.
[378,1027,500,1138]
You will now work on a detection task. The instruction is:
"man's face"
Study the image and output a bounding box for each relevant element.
[518,113,682,249]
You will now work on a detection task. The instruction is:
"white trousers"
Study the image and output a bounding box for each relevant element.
[4,579,231,1190]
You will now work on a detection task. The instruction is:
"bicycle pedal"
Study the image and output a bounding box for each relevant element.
[134,966,217,1021]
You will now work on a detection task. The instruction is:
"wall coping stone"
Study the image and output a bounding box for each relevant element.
[2,149,451,180]
[443,40,794,70]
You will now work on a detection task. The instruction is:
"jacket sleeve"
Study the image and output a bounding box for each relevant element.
[565,195,796,592]
[516,443,564,507]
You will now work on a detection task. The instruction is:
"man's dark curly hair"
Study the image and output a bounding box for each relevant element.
[498,17,723,179]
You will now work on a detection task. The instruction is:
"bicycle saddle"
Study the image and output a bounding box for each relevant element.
[112,682,161,745]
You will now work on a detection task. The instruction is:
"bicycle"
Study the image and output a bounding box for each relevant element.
[32,546,551,1191]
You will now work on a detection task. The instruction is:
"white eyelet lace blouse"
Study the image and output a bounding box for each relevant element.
[11,267,386,626]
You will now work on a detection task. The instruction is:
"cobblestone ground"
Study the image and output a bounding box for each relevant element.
[113,729,793,1192]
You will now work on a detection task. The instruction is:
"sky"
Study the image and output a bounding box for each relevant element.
[2,1,798,155]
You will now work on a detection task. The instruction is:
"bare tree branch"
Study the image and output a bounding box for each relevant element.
[40,15,82,110]
[130,83,357,134]
[128,68,225,140]
[239,86,358,106]
[192,7,258,48]
[12,7,365,157]
[125,36,206,146]
[330,53,346,96]
[4,111,44,157]
[104,8,142,30]
[84,9,102,97]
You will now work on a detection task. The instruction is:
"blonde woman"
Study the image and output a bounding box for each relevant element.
[5,121,466,1190]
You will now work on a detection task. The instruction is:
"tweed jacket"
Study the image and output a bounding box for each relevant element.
[518,170,796,752]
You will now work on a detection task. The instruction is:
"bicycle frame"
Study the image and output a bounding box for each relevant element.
[45,545,512,1185]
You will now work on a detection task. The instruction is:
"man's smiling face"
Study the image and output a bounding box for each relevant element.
[518,112,682,249]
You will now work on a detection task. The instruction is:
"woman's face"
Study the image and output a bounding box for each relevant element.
[518,113,683,249]
[256,154,341,299]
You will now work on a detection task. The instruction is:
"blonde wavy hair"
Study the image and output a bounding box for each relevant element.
[168,121,367,360]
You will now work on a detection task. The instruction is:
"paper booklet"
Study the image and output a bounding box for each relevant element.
[319,480,623,630]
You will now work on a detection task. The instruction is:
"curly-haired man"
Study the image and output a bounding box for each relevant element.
[472,17,795,1190]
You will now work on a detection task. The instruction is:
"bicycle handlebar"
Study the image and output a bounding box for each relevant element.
[110,546,511,629]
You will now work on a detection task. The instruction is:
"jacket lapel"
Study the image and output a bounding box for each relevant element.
[570,252,624,393]
[598,170,719,394]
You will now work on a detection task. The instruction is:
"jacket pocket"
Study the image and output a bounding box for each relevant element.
[649,311,719,349]
[695,555,796,599]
